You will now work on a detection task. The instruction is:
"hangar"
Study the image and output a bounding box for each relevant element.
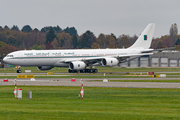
[120,51,180,67]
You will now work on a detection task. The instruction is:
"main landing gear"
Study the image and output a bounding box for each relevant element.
[68,69,98,73]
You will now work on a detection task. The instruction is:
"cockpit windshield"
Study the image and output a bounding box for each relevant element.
[6,55,14,57]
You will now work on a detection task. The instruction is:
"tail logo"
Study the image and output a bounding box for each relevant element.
[144,35,147,40]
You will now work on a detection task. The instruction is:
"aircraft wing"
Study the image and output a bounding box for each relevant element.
[63,53,154,65]
[141,47,176,53]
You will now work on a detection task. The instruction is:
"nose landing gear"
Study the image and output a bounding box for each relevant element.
[16,66,21,73]
[17,69,21,73]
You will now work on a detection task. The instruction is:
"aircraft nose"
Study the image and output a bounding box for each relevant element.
[3,57,8,64]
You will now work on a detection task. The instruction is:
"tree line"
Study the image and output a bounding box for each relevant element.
[0,23,179,58]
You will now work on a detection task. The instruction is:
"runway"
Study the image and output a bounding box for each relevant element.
[1,78,180,88]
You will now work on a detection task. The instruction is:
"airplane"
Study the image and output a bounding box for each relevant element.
[3,23,156,73]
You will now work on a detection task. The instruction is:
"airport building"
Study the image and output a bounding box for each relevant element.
[120,51,180,67]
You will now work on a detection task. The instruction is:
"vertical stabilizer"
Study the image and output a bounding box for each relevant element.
[128,23,156,49]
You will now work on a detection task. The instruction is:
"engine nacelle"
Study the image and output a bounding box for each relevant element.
[37,66,54,70]
[69,61,86,70]
[102,58,119,66]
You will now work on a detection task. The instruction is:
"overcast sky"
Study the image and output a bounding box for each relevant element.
[1,0,180,38]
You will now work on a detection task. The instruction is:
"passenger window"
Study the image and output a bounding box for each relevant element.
[6,55,13,57]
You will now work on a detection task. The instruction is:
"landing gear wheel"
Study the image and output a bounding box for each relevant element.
[68,69,72,73]
[90,69,94,73]
[17,69,21,73]
[80,69,85,73]
[68,69,78,73]
[79,69,98,73]
[94,69,98,73]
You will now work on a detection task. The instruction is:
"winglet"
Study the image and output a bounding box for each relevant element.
[128,23,156,49]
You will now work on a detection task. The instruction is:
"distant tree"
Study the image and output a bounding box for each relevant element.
[51,38,59,48]
[21,25,32,32]
[8,36,20,47]
[41,26,62,33]
[46,41,53,49]
[129,35,138,46]
[46,27,56,43]
[156,41,163,49]
[34,28,39,32]
[71,35,78,48]
[170,23,178,36]
[117,34,131,48]
[4,25,10,30]
[111,33,117,41]
[64,27,78,36]
[0,26,3,31]
[91,42,100,49]
[174,38,180,46]
[32,44,43,50]
[57,32,71,48]
[169,23,178,47]
[53,25,62,33]
[11,25,19,31]
[0,41,19,57]
[41,28,46,32]
[174,45,180,51]
[79,30,96,48]
[106,35,116,48]
[0,41,6,48]
[97,34,106,48]
[42,26,52,33]
[161,36,171,48]
[64,39,73,49]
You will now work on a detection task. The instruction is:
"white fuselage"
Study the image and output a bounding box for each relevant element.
[3,48,145,67]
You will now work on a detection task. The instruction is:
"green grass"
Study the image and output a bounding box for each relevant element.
[0,75,151,79]
[0,86,180,120]
[0,74,179,79]
[1,66,180,73]
[90,80,180,83]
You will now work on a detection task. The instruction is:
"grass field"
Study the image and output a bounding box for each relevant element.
[1,66,180,73]
[90,80,180,83]
[0,86,180,120]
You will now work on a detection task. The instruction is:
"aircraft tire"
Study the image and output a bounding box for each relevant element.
[94,69,98,73]
[84,69,89,73]
[68,69,71,73]
[90,69,94,73]
[80,69,85,73]
[17,70,21,73]
[69,69,79,73]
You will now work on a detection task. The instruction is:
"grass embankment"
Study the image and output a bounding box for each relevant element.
[0,86,180,120]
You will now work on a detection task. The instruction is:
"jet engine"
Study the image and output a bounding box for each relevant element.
[69,61,86,70]
[37,66,54,70]
[102,58,119,66]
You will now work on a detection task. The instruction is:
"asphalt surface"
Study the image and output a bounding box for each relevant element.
[1,78,180,88]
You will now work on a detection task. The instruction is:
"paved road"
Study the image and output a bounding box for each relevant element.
[1,78,180,88]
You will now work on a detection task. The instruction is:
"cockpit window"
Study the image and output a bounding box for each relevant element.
[6,55,14,57]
